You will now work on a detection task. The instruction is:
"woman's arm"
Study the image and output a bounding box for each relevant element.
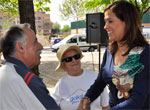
[78,48,109,110]
[85,48,108,102]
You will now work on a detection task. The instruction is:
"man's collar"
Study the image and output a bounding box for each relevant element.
[6,56,29,70]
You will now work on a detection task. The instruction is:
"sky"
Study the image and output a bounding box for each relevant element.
[48,0,71,29]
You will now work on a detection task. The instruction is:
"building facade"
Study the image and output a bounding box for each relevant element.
[142,12,150,27]
[0,11,51,35]
[35,11,52,35]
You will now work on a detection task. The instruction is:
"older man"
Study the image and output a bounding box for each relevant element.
[0,24,58,110]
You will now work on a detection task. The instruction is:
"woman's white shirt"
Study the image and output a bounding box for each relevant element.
[52,69,109,110]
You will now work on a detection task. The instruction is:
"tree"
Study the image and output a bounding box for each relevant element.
[59,0,86,34]
[1,15,16,30]
[51,22,61,34]
[85,0,150,18]
[61,25,71,33]
[18,0,36,32]
[0,0,51,16]
[0,0,18,15]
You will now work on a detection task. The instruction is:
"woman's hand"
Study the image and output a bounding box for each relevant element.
[78,97,90,110]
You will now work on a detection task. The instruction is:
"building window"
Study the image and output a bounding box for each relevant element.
[38,17,41,20]
[37,21,41,25]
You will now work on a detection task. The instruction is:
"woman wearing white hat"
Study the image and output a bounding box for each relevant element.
[52,45,109,110]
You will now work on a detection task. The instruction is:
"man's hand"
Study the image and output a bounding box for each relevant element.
[78,97,90,110]
[0,64,3,67]
[102,105,110,110]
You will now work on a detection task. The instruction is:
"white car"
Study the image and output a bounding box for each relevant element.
[50,38,63,48]
[51,34,98,52]
[142,27,150,44]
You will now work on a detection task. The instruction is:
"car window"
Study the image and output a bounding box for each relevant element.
[79,36,86,42]
[54,38,63,44]
[67,37,77,43]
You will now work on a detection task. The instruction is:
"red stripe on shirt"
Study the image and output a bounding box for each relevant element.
[26,73,34,85]
[24,72,31,82]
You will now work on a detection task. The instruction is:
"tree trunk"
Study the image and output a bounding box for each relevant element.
[76,21,78,34]
[18,0,36,33]
[18,0,40,76]
[76,17,79,34]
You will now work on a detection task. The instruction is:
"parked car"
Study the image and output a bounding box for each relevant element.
[51,34,98,52]
[142,27,150,44]
[50,38,64,48]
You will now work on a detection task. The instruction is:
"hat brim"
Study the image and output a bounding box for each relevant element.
[55,45,83,72]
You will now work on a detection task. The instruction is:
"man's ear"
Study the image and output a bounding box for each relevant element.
[16,42,24,53]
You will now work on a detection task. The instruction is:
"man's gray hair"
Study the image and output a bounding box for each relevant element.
[0,23,31,58]
[15,23,31,45]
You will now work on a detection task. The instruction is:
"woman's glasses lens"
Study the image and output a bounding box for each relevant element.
[62,54,81,62]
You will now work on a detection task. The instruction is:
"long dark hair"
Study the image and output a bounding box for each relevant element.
[104,0,149,55]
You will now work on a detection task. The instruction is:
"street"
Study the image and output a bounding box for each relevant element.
[41,46,106,56]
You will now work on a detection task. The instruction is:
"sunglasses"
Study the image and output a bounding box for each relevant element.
[62,54,81,62]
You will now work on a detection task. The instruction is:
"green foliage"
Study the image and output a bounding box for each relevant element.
[0,0,51,16]
[61,25,71,33]
[0,0,18,15]
[59,0,86,21]
[85,0,150,17]
[59,0,87,34]
[1,17,14,30]
[34,0,51,12]
[52,22,61,30]
[52,22,61,34]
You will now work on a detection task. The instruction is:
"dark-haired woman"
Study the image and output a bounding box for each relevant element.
[78,1,149,110]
